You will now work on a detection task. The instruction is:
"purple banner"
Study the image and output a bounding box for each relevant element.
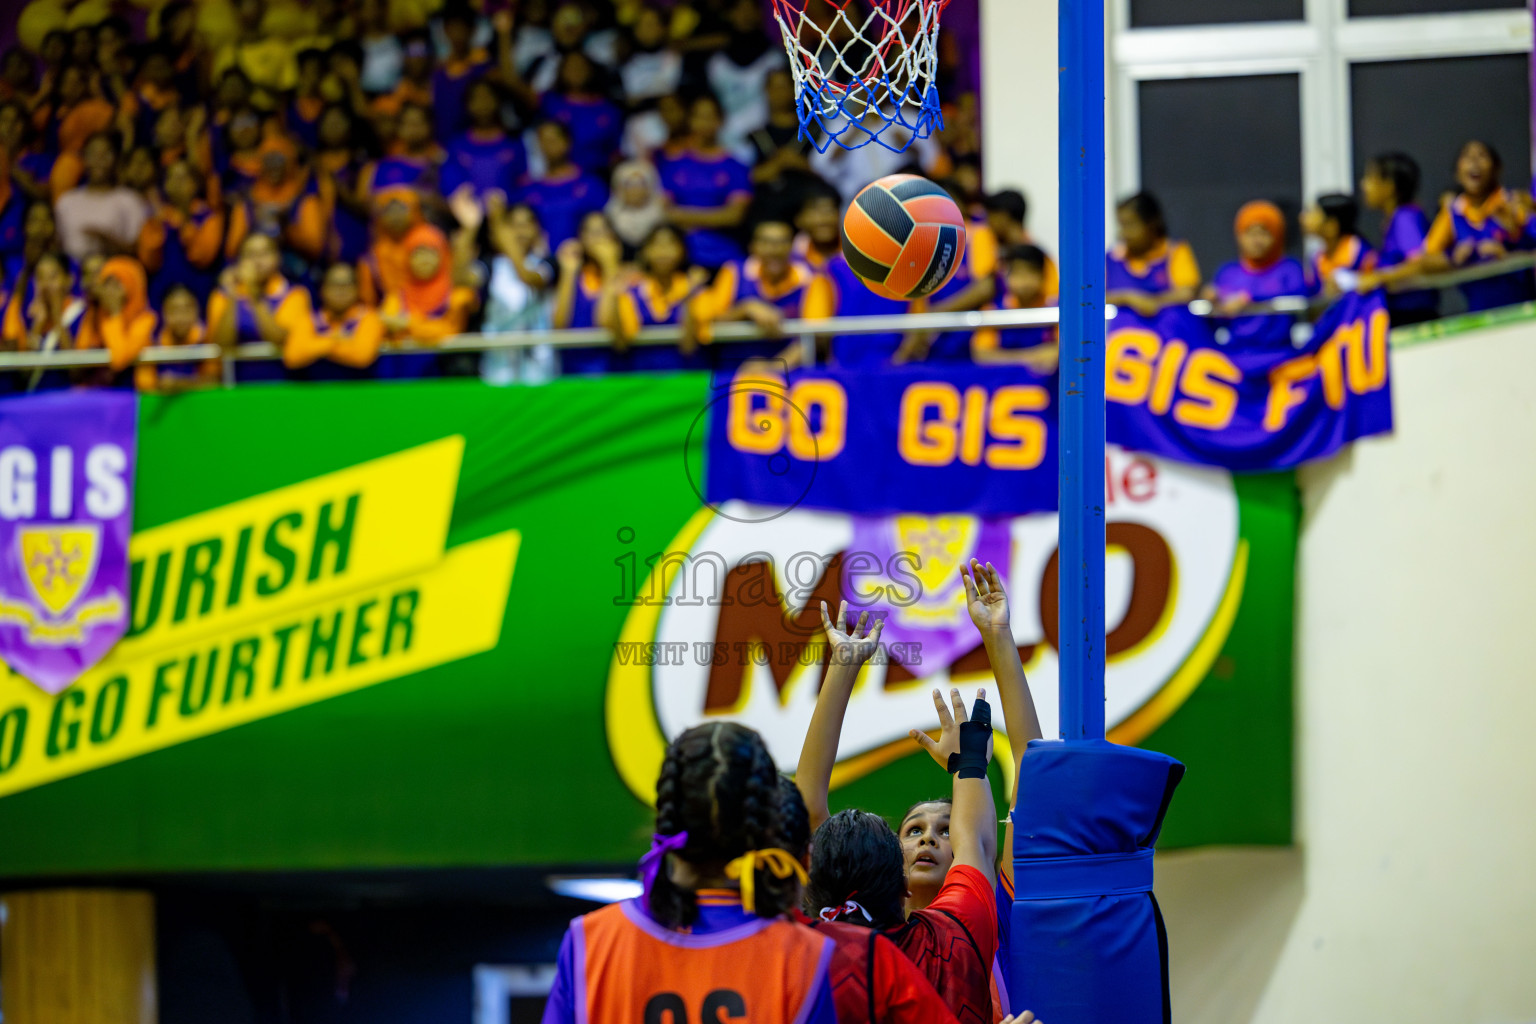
[0,391,137,694]
[706,292,1394,517]
[1106,290,1394,471]
[845,514,1009,667]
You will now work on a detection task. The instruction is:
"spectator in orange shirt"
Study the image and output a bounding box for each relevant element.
[208,233,313,357]
[2,250,84,353]
[138,159,226,306]
[360,187,425,305]
[227,133,328,266]
[75,255,158,385]
[280,262,385,379]
[377,222,480,374]
[137,282,220,392]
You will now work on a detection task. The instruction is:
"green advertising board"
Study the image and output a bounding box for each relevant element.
[0,377,1293,875]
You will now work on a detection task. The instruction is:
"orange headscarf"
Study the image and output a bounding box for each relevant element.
[98,257,150,324]
[396,224,453,316]
[1234,201,1285,270]
[57,98,115,155]
[248,133,306,208]
[368,187,425,298]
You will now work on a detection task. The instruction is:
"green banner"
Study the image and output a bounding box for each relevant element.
[0,377,1293,876]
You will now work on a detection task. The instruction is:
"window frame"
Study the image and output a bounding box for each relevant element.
[1109,0,1531,233]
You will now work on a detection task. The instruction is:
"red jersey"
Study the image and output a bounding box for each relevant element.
[884,864,999,1024]
[811,919,960,1024]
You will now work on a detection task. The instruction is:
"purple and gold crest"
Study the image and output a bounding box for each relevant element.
[0,392,136,694]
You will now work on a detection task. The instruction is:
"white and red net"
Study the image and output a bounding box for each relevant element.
[770,0,950,153]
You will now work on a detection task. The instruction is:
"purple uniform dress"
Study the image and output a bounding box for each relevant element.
[1435,191,1536,312]
[540,898,838,1024]
[431,57,489,142]
[559,266,614,375]
[1208,257,1309,349]
[1378,204,1438,322]
[516,168,609,249]
[615,276,707,373]
[539,93,625,177]
[369,154,440,193]
[658,149,753,270]
[442,130,528,198]
[710,257,816,368]
[821,254,912,369]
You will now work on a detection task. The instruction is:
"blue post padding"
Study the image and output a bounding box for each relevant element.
[1009,740,1185,1023]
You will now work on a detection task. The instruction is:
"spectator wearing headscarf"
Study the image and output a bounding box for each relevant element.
[605,159,667,255]
[1204,200,1309,349]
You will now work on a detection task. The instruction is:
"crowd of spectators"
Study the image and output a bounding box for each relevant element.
[0,0,1532,390]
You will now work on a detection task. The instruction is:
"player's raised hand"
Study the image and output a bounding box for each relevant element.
[819,599,884,667]
[1001,1013,1042,1024]
[962,559,1010,635]
[910,687,991,769]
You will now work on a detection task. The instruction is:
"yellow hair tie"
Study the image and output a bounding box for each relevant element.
[724,848,808,915]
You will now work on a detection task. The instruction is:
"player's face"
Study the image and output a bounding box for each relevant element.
[1456,142,1496,197]
[797,198,839,246]
[508,207,542,248]
[1360,167,1393,210]
[1116,206,1152,253]
[408,244,443,281]
[163,291,200,335]
[34,256,67,295]
[752,224,794,274]
[321,265,359,313]
[398,108,433,148]
[1007,261,1043,303]
[1237,224,1275,263]
[899,802,954,887]
[243,236,280,283]
[643,231,685,276]
[688,100,722,144]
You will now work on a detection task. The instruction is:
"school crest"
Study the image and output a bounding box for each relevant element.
[0,391,137,694]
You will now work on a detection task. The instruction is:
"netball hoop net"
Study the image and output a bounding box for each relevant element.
[771,0,951,153]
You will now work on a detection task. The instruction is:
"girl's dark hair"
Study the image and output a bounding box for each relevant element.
[1118,191,1168,238]
[638,222,690,271]
[1317,192,1360,236]
[1005,244,1048,273]
[901,797,951,822]
[804,809,907,929]
[1458,138,1503,175]
[651,722,796,929]
[777,775,810,860]
[1368,151,1420,205]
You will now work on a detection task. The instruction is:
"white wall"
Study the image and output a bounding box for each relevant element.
[979,0,1059,252]
[1153,318,1536,1024]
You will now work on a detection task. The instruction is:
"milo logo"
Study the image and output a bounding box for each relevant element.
[605,446,1247,803]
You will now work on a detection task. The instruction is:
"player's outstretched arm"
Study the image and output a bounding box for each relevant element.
[961,559,1041,890]
[795,600,884,832]
[910,688,998,884]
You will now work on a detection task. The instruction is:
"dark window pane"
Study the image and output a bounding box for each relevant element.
[1137,74,1304,276]
[1130,0,1303,28]
[1350,0,1523,16]
[1351,54,1532,210]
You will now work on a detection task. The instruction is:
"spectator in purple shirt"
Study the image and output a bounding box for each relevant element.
[1203,200,1309,349]
[537,53,625,177]
[516,120,609,249]
[1357,151,1439,326]
[660,92,753,271]
[442,79,528,201]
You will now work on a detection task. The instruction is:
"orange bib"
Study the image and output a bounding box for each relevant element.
[576,901,832,1024]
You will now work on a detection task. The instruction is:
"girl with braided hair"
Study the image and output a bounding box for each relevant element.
[796,592,1046,1024]
[540,722,837,1024]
